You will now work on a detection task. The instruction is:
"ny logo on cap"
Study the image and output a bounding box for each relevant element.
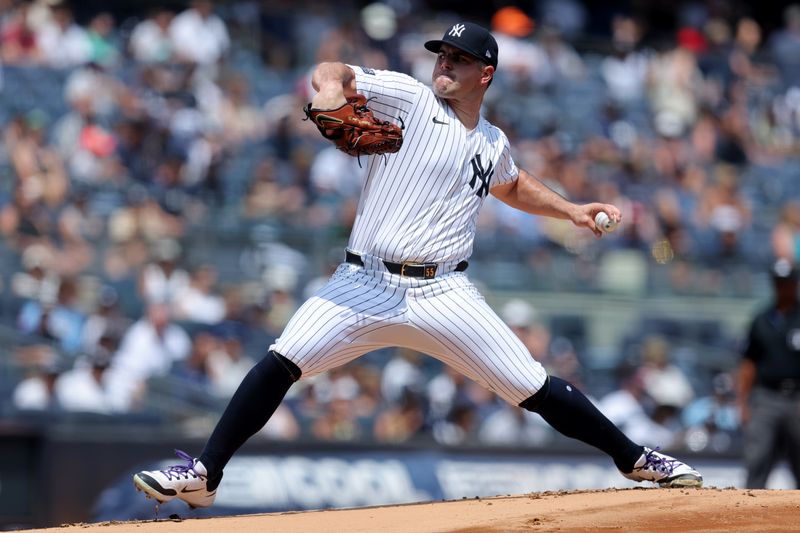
[449,23,465,37]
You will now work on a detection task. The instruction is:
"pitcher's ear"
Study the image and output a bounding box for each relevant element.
[482,65,495,86]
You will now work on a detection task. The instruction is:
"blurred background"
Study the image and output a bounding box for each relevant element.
[1,0,800,529]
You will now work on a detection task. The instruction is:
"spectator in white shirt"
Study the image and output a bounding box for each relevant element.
[105,303,191,411]
[173,264,226,324]
[12,361,62,411]
[128,8,174,64]
[169,1,229,66]
[601,15,651,103]
[35,1,91,68]
[55,345,119,413]
[639,335,695,409]
[111,303,190,380]
[139,239,190,306]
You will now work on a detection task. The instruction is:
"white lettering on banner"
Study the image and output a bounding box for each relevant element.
[314,458,352,507]
[212,456,795,510]
[283,457,324,507]
[436,461,795,499]
[305,458,411,507]
[215,457,289,507]
[215,456,429,508]
[436,461,634,499]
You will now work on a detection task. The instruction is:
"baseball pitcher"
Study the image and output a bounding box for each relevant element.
[134,21,702,509]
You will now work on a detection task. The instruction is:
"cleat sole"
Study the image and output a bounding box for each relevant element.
[133,474,173,504]
[660,475,703,488]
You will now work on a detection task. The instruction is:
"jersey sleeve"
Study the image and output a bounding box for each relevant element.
[490,130,519,188]
[349,65,421,127]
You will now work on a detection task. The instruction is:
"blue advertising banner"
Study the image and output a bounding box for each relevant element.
[93,450,796,522]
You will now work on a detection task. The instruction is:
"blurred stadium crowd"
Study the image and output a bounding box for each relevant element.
[1,0,799,454]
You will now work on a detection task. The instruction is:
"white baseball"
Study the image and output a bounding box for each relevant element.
[595,211,618,233]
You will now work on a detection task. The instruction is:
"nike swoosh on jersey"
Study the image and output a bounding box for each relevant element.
[431,116,449,125]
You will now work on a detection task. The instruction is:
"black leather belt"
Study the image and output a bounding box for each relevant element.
[345,250,468,279]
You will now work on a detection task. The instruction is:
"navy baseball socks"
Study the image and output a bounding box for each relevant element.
[133,350,301,508]
[520,376,702,487]
[133,362,702,509]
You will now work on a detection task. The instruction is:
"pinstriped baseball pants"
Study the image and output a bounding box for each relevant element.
[271,262,548,405]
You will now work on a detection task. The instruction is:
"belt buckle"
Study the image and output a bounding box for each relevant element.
[399,261,437,278]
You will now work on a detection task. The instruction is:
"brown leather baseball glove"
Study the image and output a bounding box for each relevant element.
[303,95,403,157]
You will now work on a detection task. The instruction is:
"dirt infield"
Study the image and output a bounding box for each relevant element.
[27,488,800,532]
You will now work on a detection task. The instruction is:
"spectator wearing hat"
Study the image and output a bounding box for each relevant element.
[139,238,189,307]
[206,322,256,399]
[501,298,556,372]
[738,259,800,488]
[172,264,226,325]
[10,243,59,302]
[490,6,550,89]
[639,334,695,410]
[80,286,130,354]
[55,340,120,413]
[12,360,64,411]
[11,345,65,411]
[17,277,86,356]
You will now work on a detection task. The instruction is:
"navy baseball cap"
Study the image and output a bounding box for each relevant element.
[425,22,498,68]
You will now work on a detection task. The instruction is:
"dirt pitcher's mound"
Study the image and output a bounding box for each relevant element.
[29,488,800,532]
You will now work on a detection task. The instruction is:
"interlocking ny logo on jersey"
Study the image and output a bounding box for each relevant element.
[449,24,466,37]
[469,154,493,198]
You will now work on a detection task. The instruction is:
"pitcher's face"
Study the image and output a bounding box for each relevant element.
[431,44,492,99]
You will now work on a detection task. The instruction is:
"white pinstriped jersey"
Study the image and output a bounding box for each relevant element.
[348,66,518,265]
[270,65,548,405]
